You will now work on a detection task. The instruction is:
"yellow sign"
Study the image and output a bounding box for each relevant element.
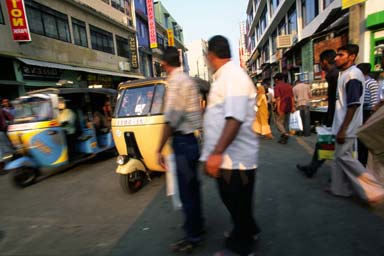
[167,29,175,47]
[342,0,366,9]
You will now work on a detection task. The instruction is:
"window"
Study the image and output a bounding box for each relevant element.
[0,3,4,25]
[278,19,286,35]
[271,31,277,53]
[90,25,114,54]
[116,35,130,58]
[72,18,87,47]
[323,0,334,8]
[111,0,124,12]
[302,0,319,26]
[263,42,270,62]
[269,0,279,18]
[288,4,297,35]
[157,33,165,50]
[25,1,70,42]
[260,7,268,33]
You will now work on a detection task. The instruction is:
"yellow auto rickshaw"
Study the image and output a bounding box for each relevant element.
[112,77,209,193]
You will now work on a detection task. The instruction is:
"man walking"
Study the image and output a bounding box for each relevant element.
[293,79,312,136]
[329,44,384,203]
[156,47,204,253]
[296,49,338,177]
[273,73,295,144]
[201,35,260,256]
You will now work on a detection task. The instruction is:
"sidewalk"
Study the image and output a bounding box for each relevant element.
[110,134,384,256]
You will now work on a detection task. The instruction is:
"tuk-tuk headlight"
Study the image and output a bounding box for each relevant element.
[117,155,128,165]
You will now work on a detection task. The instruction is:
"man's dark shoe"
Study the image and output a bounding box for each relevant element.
[296,164,315,178]
[170,238,203,253]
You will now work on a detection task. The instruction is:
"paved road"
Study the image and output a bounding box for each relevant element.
[111,135,384,256]
[1,135,384,256]
[0,155,164,256]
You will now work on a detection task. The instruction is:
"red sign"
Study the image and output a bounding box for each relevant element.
[146,0,157,48]
[6,0,31,42]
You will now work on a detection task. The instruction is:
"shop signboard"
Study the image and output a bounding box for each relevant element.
[167,29,175,47]
[146,0,157,48]
[6,0,31,42]
[342,0,366,9]
[129,36,139,69]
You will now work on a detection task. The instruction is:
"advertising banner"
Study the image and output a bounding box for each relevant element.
[6,0,31,42]
[146,0,157,48]
[167,29,175,47]
[129,35,139,69]
[342,0,366,9]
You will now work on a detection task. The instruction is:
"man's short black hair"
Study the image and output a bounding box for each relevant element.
[338,44,359,57]
[320,49,336,65]
[161,46,181,67]
[208,35,231,59]
[273,72,285,81]
[357,62,372,75]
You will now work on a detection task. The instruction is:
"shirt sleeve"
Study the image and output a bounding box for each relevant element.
[346,79,363,107]
[369,80,380,107]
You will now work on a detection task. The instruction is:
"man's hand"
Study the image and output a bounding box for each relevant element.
[205,153,223,178]
[156,152,167,169]
[336,129,346,144]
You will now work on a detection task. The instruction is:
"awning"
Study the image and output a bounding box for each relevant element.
[17,58,144,79]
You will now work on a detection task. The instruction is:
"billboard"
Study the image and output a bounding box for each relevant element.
[6,0,31,42]
[167,29,175,46]
[146,0,157,48]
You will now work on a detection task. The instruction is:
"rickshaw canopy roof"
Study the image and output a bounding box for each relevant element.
[26,87,117,97]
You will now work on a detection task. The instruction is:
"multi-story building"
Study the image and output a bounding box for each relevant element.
[154,0,188,74]
[186,39,210,81]
[246,0,384,83]
[239,21,249,69]
[0,0,142,99]
[245,0,349,83]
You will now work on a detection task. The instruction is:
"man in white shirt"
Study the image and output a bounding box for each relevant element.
[330,44,384,204]
[201,35,260,255]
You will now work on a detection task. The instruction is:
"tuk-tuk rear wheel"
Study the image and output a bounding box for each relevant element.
[120,171,144,193]
[12,167,37,188]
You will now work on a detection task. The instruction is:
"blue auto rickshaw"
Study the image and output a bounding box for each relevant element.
[4,88,116,187]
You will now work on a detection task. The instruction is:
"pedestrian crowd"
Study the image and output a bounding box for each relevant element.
[155,37,384,256]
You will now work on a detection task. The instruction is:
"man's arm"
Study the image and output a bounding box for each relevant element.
[156,123,173,168]
[206,118,242,177]
[336,105,358,144]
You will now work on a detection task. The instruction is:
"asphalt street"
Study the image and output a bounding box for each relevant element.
[0,155,164,256]
[111,134,384,256]
[1,134,384,256]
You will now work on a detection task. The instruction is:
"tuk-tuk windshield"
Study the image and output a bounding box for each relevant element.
[13,96,53,123]
[117,84,165,117]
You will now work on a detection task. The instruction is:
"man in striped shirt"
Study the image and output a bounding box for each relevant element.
[357,63,380,166]
[156,47,204,253]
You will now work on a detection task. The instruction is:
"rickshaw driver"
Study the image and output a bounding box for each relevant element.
[58,97,76,158]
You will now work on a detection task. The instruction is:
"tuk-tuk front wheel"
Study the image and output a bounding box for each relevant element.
[12,167,38,188]
[120,171,144,193]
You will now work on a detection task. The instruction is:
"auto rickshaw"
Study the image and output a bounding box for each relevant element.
[112,77,210,193]
[4,88,116,187]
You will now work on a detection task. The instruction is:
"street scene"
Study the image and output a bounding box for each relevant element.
[1,0,384,255]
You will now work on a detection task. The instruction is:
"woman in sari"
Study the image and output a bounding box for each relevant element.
[253,85,273,139]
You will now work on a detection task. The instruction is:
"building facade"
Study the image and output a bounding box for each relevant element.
[245,0,384,83]
[239,21,249,69]
[154,0,188,75]
[0,0,142,99]
[186,39,210,81]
